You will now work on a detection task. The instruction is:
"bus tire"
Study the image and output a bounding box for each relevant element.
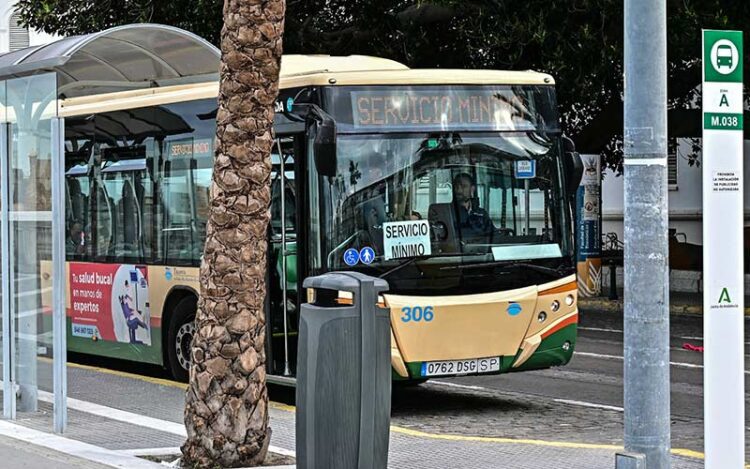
[167,296,196,382]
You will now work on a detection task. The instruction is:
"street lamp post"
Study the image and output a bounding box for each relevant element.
[620,0,671,468]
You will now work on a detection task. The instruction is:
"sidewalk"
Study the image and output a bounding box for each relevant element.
[0,360,706,469]
[0,434,109,469]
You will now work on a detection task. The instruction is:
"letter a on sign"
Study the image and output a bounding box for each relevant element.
[718,287,732,303]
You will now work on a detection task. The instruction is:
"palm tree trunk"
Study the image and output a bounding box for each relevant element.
[182,0,285,467]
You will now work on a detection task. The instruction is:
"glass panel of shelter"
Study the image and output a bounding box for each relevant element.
[0,72,58,425]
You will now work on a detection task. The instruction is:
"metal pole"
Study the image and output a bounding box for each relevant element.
[51,117,66,433]
[15,126,38,413]
[1,122,15,419]
[620,0,670,467]
[524,179,530,234]
[276,139,290,376]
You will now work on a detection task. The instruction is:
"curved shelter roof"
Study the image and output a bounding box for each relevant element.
[0,24,220,98]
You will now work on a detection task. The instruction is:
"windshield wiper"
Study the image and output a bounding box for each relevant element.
[504,262,567,277]
[378,256,423,281]
[440,260,566,278]
[379,251,478,279]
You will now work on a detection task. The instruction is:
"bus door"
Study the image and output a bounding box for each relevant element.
[267,135,299,377]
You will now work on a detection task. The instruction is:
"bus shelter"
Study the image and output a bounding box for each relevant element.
[0,24,219,432]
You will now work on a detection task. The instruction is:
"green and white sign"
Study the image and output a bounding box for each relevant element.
[702,29,745,469]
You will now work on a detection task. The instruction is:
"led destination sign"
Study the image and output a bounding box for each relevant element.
[348,87,555,132]
[166,138,213,158]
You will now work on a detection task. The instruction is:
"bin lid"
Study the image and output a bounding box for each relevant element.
[303,271,389,295]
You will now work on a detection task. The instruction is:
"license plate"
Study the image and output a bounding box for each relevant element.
[421,357,501,377]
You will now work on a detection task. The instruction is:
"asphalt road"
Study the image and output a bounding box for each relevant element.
[420,307,749,454]
[453,309,714,417]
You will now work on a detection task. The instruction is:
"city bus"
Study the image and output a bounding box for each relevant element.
[50,54,582,383]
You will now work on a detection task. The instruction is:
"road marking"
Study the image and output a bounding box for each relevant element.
[576,351,700,367]
[114,447,181,456]
[578,326,623,333]
[578,328,750,346]
[390,425,714,462]
[0,419,161,468]
[428,380,489,392]
[553,398,624,412]
[573,351,750,374]
[429,380,626,412]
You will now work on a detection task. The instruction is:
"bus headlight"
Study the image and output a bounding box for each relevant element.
[562,341,571,351]
[537,311,547,323]
[550,300,560,312]
[565,294,575,306]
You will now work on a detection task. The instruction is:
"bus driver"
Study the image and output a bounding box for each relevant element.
[452,172,497,243]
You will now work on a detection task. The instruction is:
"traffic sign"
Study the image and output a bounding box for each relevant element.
[343,248,360,266]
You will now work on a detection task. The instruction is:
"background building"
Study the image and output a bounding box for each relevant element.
[0,0,57,53]
[601,138,750,292]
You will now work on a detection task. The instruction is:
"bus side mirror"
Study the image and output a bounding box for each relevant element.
[291,103,337,177]
[313,117,337,177]
[562,136,583,195]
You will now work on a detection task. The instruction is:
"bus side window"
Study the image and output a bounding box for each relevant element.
[193,165,211,255]
[161,163,194,265]
[119,179,138,255]
[66,176,89,259]
[92,182,114,259]
[137,171,155,260]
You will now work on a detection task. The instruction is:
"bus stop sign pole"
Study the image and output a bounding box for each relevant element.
[702,29,745,469]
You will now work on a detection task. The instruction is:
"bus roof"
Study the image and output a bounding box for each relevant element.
[279,54,554,87]
[60,54,555,117]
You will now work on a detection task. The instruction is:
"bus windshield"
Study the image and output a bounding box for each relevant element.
[323,132,572,283]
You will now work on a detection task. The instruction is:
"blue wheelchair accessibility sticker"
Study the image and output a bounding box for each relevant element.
[344,248,360,266]
[359,247,375,264]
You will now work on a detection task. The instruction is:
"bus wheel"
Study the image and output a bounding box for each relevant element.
[167,297,196,382]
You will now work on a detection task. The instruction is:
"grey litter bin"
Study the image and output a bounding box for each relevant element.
[296,271,391,469]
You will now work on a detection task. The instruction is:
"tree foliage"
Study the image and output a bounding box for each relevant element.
[14,0,750,170]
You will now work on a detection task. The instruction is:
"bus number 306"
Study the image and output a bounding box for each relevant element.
[401,306,435,323]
